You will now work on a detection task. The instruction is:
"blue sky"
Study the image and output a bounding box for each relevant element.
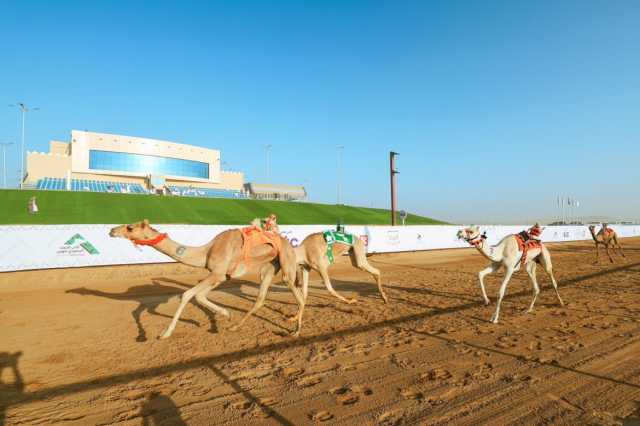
[1,0,638,223]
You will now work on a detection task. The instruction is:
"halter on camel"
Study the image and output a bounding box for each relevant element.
[462,229,487,247]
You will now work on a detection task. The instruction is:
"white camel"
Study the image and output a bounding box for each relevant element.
[457,225,564,323]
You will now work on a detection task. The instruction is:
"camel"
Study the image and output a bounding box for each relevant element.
[293,232,387,307]
[457,225,564,323]
[109,219,305,339]
[588,224,625,264]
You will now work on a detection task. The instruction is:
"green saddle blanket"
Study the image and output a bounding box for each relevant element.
[323,230,356,263]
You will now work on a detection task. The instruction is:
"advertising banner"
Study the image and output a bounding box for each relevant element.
[1,224,638,272]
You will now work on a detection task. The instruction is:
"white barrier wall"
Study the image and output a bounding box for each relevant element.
[1,224,639,272]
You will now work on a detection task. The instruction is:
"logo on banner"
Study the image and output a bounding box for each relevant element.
[279,230,300,247]
[57,234,100,256]
[387,230,400,245]
[359,235,369,246]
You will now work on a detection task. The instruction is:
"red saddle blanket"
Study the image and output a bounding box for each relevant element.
[514,234,543,267]
[240,226,281,263]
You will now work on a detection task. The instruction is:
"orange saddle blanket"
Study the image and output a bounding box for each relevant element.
[514,233,543,267]
[240,226,282,262]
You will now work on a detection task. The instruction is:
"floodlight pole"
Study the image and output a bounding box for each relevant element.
[0,142,13,188]
[390,151,399,226]
[336,145,344,204]
[10,103,39,188]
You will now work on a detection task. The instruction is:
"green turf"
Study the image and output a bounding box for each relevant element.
[0,190,446,225]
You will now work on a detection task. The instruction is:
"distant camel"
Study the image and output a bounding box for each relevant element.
[110,219,305,339]
[457,225,564,323]
[588,224,625,264]
[293,232,387,308]
[67,284,217,341]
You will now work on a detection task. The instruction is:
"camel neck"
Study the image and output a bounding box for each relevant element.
[474,240,502,263]
[151,235,210,268]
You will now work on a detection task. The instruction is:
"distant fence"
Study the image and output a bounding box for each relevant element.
[1,224,639,272]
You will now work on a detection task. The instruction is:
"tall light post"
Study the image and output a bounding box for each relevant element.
[10,103,39,188]
[0,142,14,189]
[265,144,272,183]
[390,151,399,225]
[336,145,344,204]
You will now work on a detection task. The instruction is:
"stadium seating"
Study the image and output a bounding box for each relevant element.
[34,178,244,199]
[36,177,66,190]
[168,185,248,199]
[35,177,146,194]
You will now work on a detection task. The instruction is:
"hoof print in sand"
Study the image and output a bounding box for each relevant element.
[309,410,334,422]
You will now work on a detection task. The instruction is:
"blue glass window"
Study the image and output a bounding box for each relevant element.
[89,150,209,179]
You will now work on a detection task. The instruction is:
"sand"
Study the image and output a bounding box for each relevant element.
[1,238,639,425]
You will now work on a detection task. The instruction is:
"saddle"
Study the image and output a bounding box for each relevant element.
[323,230,355,263]
[240,226,281,264]
[514,231,543,268]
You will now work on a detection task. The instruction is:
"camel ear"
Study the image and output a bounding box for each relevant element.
[142,219,149,228]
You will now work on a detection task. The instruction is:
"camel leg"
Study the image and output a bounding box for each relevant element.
[230,263,277,332]
[283,274,306,337]
[614,236,626,258]
[478,263,499,306]
[540,250,564,307]
[349,247,387,303]
[160,274,223,339]
[605,244,614,263]
[490,266,515,324]
[525,261,540,313]
[594,243,600,264]
[319,264,358,304]
[195,287,230,318]
[301,266,310,301]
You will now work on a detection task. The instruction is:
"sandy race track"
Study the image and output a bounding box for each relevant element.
[1,238,640,425]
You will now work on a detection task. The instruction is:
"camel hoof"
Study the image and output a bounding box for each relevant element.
[220,309,231,318]
[291,329,301,338]
[158,330,172,340]
[286,315,299,323]
[346,298,358,305]
[483,299,490,306]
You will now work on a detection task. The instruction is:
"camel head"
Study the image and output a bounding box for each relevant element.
[109,219,160,241]
[457,225,481,241]
[588,225,596,232]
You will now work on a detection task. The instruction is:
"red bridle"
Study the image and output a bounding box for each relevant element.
[131,233,168,247]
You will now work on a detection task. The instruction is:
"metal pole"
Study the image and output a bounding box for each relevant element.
[336,146,344,204]
[0,142,13,189]
[390,151,399,226]
[20,105,26,188]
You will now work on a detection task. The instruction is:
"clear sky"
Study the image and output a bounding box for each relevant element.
[1,1,638,223]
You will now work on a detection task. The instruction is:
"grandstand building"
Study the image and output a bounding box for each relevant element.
[25,130,246,198]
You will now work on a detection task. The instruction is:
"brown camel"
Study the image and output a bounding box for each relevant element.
[588,224,625,264]
[293,232,387,310]
[109,219,305,339]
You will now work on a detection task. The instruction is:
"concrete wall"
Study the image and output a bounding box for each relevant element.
[25,152,71,182]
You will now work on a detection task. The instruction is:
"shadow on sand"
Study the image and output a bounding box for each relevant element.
[0,351,24,426]
[139,391,186,426]
[66,283,219,342]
